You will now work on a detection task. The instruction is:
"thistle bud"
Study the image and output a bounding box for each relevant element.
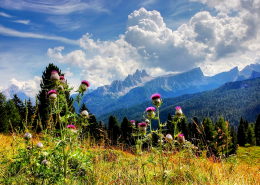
[60,76,65,84]
[146,107,155,118]
[58,85,64,90]
[24,132,32,141]
[81,80,90,92]
[175,106,183,117]
[158,139,164,144]
[26,146,32,150]
[145,119,149,124]
[47,90,57,99]
[50,71,59,81]
[41,159,49,166]
[36,142,43,149]
[165,134,173,140]
[151,93,161,106]
[130,120,135,126]
[81,110,89,118]
[177,133,185,144]
[138,122,147,132]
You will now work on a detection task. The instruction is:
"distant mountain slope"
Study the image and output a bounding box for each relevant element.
[97,78,260,127]
[2,84,29,101]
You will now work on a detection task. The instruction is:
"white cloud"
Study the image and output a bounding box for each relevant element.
[0,12,12,18]
[0,0,108,15]
[0,25,78,45]
[13,20,30,25]
[48,5,260,88]
[63,68,73,77]
[47,17,81,31]
[9,76,41,97]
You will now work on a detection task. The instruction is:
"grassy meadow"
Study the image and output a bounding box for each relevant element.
[0,133,259,185]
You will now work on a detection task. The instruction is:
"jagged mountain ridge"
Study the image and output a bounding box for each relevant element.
[2,84,29,101]
[75,65,260,116]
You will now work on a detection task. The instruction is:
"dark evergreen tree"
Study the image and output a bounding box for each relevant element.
[12,94,25,121]
[79,103,89,113]
[255,113,260,145]
[166,113,174,136]
[247,123,255,145]
[237,117,247,146]
[202,117,215,142]
[188,122,192,141]
[0,92,8,132]
[108,115,121,145]
[88,114,100,140]
[5,99,22,131]
[191,117,200,139]
[37,63,74,131]
[230,126,238,154]
[27,98,35,126]
[120,117,131,144]
[177,116,188,139]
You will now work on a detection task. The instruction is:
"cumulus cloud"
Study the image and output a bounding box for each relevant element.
[48,4,260,87]
[9,76,41,97]
[63,68,73,77]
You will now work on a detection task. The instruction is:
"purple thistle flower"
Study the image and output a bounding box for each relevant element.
[151,93,161,100]
[131,120,135,123]
[81,80,90,87]
[67,125,76,130]
[51,70,58,74]
[60,76,65,80]
[146,107,155,112]
[47,90,57,95]
[176,106,181,110]
[138,122,147,127]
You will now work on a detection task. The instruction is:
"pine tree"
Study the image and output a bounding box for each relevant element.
[12,94,25,121]
[247,123,255,145]
[177,116,188,139]
[37,63,74,130]
[88,114,100,140]
[237,117,247,146]
[230,126,238,154]
[108,115,121,145]
[166,113,174,136]
[0,92,8,132]
[120,117,131,144]
[79,103,89,113]
[255,113,260,145]
[5,99,22,131]
[202,117,215,142]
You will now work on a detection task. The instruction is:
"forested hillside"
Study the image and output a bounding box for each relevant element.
[97,77,260,127]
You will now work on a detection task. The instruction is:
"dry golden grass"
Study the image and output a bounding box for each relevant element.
[0,133,259,184]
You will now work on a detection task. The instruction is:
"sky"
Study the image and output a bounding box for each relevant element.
[1,0,260,97]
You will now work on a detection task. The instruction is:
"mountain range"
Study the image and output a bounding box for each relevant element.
[97,77,260,127]
[73,63,260,117]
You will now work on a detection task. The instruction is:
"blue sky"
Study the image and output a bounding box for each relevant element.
[0,0,260,97]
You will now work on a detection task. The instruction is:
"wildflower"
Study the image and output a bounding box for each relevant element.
[177,133,185,144]
[145,119,149,124]
[138,122,147,132]
[131,120,135,126]
[41,159,49,166]
[36,142,43,149]
[166,134,173,140]
[67,125,76,129]
[81,110,89,118]
[26,146,32,150]
[58,85,64,90]
[151,93,161,106]
[24,132,32,141]
[81,80,90,92]
[175,106,183,117]
[60,76,65,84]
[50,70,59,81]
[48,90,57,99]
[146,107,155,118]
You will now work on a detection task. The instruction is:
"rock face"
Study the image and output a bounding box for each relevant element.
[240,63,260,77]
[74,66,245,116]
[250,70,260,79]
[2,84,29,101]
